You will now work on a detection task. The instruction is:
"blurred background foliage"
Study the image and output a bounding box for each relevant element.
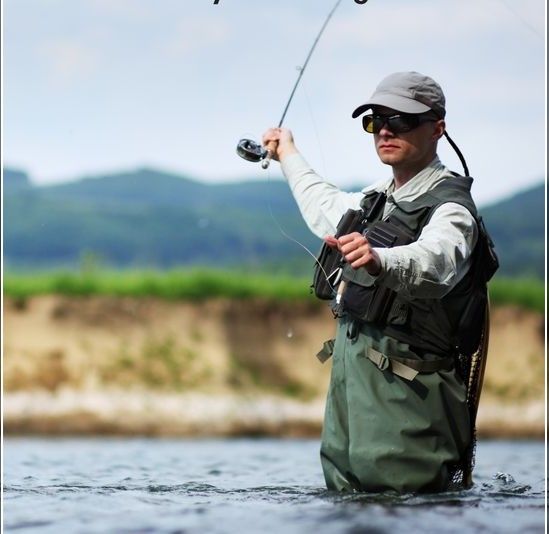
[3,167,545,281]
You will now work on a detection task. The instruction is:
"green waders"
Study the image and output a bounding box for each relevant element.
[320,317,471,493]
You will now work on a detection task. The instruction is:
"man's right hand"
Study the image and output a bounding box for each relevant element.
[324,233,382,275]
[262,128,298,161]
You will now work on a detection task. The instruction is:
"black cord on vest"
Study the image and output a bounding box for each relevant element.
[444,131,470,177]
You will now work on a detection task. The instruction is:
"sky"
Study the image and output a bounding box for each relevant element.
[2,0,546,205]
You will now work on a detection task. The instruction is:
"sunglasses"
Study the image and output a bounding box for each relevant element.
[362,112,437,134]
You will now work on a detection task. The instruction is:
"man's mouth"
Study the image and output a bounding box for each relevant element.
[378,143,399,150]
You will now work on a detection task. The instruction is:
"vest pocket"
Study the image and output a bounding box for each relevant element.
[385,297,409,326]
[342,282,397,324]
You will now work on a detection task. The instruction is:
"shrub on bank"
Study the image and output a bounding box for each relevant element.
[488,277,545,313]
[3,269,314,301]
[3,270,545,312]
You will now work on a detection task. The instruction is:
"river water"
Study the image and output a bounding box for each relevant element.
[3,438,545,533]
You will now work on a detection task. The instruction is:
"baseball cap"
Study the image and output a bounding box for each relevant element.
[352,71,446,119]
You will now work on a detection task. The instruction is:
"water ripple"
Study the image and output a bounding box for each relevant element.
[3,438,544,533]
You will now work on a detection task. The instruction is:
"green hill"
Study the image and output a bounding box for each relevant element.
[479,184,545,278]
[2,167,545,278]
[3,167,320,271]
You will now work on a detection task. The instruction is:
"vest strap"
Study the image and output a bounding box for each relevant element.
[316,339,335,363]
[366,347,454,381]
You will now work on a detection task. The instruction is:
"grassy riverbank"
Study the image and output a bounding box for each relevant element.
[3,270,545,312]
[3,293,545,438]
[3,269,314,301]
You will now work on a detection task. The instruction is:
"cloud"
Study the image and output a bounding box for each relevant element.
[88,0,151,20]
[326,0,544,48]
[40,40,98,87]
[162,17,231,58]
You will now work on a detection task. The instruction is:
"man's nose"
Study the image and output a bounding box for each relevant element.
[378,122,395,137]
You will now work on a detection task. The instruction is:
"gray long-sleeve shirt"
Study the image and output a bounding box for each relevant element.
[280,153,478,299]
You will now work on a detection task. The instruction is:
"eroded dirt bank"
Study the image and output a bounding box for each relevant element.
[3,296,545,437]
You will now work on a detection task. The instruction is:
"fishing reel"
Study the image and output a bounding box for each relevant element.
[236,138,274,169]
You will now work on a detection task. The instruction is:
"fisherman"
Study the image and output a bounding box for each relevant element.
[262,72,495,493]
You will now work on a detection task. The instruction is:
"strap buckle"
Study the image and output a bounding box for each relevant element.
[316,339,335,363]
[367,347,418,381]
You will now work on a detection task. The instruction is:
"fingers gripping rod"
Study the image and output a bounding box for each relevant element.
[236,0,346,169]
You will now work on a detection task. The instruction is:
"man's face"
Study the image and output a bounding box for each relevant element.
[372,106,445,171]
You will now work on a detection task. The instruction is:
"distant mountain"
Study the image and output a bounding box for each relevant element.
[3,168,31,193]
[3,167,321,271]
[2,167,545,278]
[480,183,545,279]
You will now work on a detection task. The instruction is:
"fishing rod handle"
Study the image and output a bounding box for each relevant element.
[261,140,278,169]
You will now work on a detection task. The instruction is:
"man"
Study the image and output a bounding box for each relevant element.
[262,72,491,493]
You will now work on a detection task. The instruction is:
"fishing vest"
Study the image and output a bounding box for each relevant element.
[316,175,498,357]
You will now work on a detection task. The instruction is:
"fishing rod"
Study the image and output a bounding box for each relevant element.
[236,0,349,169]
[235,0,472,178]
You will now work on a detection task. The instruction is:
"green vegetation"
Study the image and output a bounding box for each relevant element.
[3,269,545,312]
[3,269,315,301]
[488,277,545,313]
[3,167,320,272]
[3,167,545,279]
[480,184,545,279]
[103,336,206,390]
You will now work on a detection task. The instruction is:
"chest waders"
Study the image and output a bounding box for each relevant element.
[313,176,498,492]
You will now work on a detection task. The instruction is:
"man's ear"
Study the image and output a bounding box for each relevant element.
[433,120,446,140]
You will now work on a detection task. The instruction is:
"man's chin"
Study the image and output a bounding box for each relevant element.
[378,154,403,166]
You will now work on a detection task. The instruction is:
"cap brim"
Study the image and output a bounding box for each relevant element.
[352,94,431,118]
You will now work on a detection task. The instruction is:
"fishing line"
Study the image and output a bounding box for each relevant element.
[263,70,335,286]
[236,0,345,169]
[302,77,329,180]
[264,164,335,287]
[236,0,350,292]
[492,0,544,40]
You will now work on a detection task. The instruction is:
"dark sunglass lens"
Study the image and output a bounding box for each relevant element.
[372,116,385,133]
[363,115,386,134]
[388,115,417,133]
[362,113,425,134]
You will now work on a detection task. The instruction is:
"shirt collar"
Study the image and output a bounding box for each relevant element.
[386,156,452,204]
[360,156,453,202]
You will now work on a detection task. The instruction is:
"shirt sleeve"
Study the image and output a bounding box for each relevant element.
[280,152,365,238]
[374,202,478,298]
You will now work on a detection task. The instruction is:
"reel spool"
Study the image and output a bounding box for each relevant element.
[236,138,273,169]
